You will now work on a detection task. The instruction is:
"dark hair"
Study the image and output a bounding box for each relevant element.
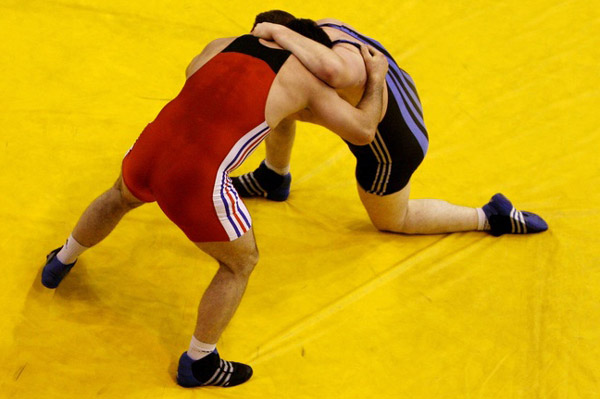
[285,18,333,49]
[252,10,295,31]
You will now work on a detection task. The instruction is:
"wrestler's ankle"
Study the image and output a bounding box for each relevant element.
[264,159,290,176]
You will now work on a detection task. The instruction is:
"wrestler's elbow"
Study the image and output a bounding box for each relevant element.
[315,64,337,87]
[327,72,349,89]
[360,128,377,145]
[355,114,379,145]
[346,126,376,146]
[318,60,348,88]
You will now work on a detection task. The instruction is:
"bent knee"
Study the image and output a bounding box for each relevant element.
[222,248,259,277]
[104,187,139,212]
[371,219,403,233]
[369,210,416,234]
[113,178,144,210]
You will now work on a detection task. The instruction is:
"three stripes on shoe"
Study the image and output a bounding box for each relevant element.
[236,172,267,197]
[203,358,237,387]
[509,207,528,234]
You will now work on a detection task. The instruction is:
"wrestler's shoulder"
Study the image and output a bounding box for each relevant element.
[204,37,237,54]
[186,36,238,79]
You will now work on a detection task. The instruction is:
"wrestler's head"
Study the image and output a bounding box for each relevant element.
[253,11,333,49]
[286,18,333,48]
[252,10,295,31]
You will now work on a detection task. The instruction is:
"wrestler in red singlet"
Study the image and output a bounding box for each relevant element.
[122,35,291,242]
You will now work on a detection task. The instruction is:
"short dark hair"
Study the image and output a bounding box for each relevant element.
[285,18,333,49]
[252,10,295,31]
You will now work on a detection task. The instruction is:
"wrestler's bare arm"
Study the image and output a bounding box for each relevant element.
[306,46,386,145]
[268,47,387,146]
[252,23,364,89]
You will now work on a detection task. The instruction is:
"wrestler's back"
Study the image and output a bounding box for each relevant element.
[122,35,299,205]
[185,37,307,130]
[121,35,302,241]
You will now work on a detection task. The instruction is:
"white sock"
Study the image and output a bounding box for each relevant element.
[187,336,216,361]
[476,208,490,231]
[264,159,290,176]
[56,234,89,264]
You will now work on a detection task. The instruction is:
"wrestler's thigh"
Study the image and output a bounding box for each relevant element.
[357,182,410,231]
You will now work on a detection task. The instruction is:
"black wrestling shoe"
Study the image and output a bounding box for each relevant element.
[176,350,253,388]
[482,193,548,236]
[232,160,291,201]
[41,246,77,289]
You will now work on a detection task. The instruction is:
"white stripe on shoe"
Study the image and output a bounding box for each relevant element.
[204,366,221,386]
[517,211,527,234]
[238,175,256,196]
[242,174,261,196]
[510,208,517,233]
[248,173,267,196]
[509,207,529,234]
[221,361,233,386]
[213,361,227,386]
[205,359,233,387]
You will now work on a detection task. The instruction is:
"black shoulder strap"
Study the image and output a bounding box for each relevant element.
[222,35,291,73]
[332,39,362,50]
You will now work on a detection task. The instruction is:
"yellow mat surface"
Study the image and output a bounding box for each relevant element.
[1,1,599,398]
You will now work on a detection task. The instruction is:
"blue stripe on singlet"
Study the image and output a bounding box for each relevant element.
[400,69,418,93]
[396,70,424,118]
[320,23,429,155]
[323,25,425,118]
[386,67,425,126]
[335,26,426,122]
[220,125,270,234]
[229,179,251,228]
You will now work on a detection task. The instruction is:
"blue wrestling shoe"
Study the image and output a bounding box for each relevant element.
[176,350,253,388]
[232,160,291,202]
[41,246,77,289]
[482,193,548,236]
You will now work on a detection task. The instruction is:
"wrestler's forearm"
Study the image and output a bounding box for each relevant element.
[304,70,385,145]
[352,73,385,141]
[271,28,346,87]
[302,46,386,145]
[308,72,384,146]
[354,45,388,139]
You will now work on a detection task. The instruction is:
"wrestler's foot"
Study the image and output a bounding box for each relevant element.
[482,193,548,236]
[41,247,77,288]
[176,350,253,388]
[232,161,291,201]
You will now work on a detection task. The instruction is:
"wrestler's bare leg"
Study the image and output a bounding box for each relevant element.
[260,123,478,234]
[245,120,479,234]
[42,174,144,288]
[174,230,258,388]
[232,120,295,200]
[264,118,295,173]
[192,229,259,344]
[71,174,144,247]
[64,172,259,338]
[357,182,478,234]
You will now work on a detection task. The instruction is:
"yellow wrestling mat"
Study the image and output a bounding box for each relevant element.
[1,1,599,398]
